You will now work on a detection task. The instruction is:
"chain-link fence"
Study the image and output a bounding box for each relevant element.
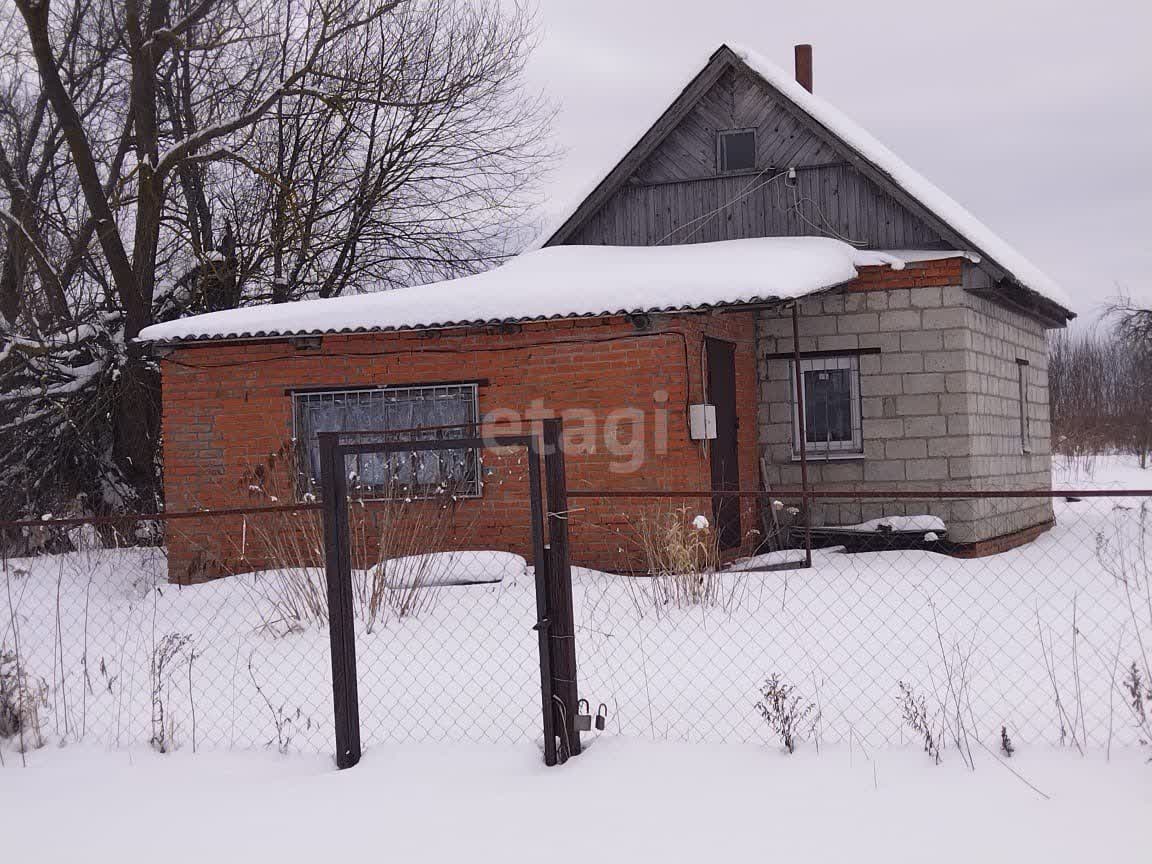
[3,489,1151,760]
[569,490,1152,751]
[0,429,568,761]
[1,508,335,755]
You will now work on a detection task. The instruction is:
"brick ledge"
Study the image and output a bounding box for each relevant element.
[942,519,1055,558]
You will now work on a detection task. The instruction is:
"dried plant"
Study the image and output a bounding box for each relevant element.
[755,674,817,753]
[1000,724,1015,757]
[149,633,192,753]
[248,654,296,755]
[898,681,940,763]
[634,507,723,609]
[0,648,48,751]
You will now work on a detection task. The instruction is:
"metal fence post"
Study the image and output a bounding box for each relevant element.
[319,432,361,769]
[526,436,558,766]
[541,418,581,757]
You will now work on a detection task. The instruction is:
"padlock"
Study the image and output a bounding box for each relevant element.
[574,698,593,732]
[594,703,608,731]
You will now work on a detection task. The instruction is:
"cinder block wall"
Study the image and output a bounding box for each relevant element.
[956,267,1054,537]
[756,259,1054,544]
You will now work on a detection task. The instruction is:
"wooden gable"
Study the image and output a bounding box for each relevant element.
[547,56,948,250]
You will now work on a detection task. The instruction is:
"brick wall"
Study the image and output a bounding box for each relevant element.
[756,259,1055,544]
[161,311,761,581]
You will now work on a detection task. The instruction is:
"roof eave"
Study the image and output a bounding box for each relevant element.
[137,293,813,349]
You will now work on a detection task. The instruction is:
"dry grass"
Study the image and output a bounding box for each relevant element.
[231,443,486,633]
[631,506,727,610]
[355,496,483,631]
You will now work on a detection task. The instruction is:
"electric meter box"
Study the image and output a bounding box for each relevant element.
[689,403,717,440]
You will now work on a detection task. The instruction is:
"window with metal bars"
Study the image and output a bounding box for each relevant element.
[292,384,480,499]
[789,355,863,456]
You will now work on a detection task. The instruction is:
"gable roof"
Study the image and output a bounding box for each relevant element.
[136,238,905,344]
[538,44,1073,321]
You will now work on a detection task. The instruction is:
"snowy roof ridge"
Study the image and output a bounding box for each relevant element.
[728,45,1069,310]
[536,43,1070,313]
[137,238,903,344]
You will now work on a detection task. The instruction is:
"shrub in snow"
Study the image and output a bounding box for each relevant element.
[1123,662,1149,732]
[897,681,940,764]
[754,674,817,754]
[1000,725,1015,758]
[149,633,193,753]
[0,649,47,751]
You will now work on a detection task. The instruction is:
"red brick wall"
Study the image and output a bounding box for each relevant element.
[848,258,964,291]
[161,311,761,581]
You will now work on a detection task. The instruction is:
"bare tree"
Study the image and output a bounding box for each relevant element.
[0,0,550,523]
[1050,298,1152,470]
[1108,296,1152,468]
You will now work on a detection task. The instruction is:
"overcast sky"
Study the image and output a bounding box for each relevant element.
[519,0,1151,322]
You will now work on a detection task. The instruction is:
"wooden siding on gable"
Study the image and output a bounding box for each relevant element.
[633,67,840,184]
[561,66,948,250]
[567,165,949,248]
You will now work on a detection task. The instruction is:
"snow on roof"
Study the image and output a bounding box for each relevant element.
[535,44,1070,312]
[136,238,903,344]
[730,46,1069,309]
[879,250,978,265]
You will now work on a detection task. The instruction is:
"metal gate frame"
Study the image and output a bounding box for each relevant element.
[317,419,579,768]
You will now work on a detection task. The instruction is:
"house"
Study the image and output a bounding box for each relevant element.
[138,43,1073,582]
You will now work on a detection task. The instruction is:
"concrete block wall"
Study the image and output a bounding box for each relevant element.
[956,270,1054,538]
[756,260,1055,544]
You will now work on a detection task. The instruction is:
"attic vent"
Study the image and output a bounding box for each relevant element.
[718,129,756,172]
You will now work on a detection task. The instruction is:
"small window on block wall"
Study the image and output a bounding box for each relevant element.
[790,355,863,456]
[718,129,756,172]
[1016,359,1031,453]
[292,383,480,499]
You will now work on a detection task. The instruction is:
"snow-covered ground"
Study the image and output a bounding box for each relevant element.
[1053,450,1152,489]
[2,456,1149,862]
[1,739,1146,863]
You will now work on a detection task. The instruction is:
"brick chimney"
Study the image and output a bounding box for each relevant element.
[794,44,813,92]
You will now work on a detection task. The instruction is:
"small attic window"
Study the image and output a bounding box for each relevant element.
[718,129,756,172]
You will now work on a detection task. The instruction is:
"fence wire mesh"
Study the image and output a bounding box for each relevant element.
[1,511,335,755]
[2,489,1150,760]
[570,491,1152,751]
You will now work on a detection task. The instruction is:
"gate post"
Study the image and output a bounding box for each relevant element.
[318,432,362,769]
[541,419,581,757]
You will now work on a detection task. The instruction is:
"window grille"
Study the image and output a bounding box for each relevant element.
[292,383,480,499]
[789,355,863,455]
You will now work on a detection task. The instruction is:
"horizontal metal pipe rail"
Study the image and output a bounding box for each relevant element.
[5,488,1150,531]
[0,502,323,531]
[567,488,1152,499]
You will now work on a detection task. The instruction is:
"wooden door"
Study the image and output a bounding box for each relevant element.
[706,337,741,550]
